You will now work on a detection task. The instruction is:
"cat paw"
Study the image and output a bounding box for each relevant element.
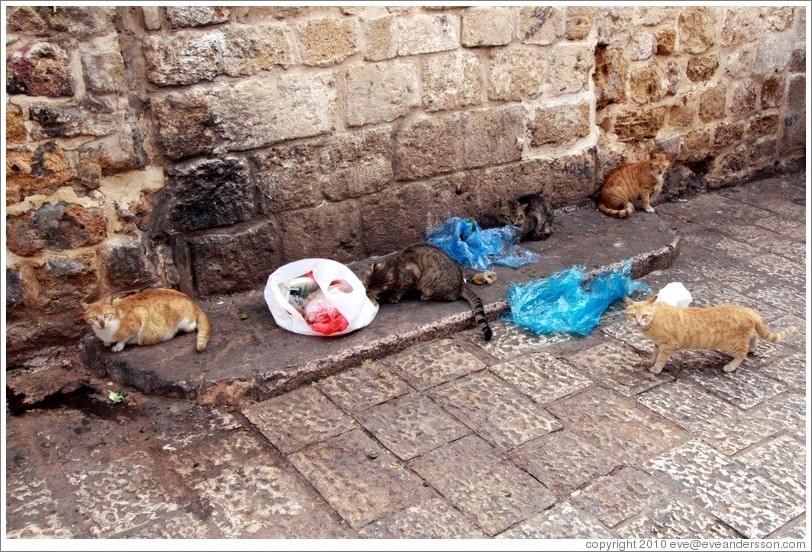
[111,343,125,352]
[648,365,664,374]
[645,207,656,213]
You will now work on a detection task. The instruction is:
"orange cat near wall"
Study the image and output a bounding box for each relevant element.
[83,288,211,353]
[598,153,672,218]
[624,296,793,374]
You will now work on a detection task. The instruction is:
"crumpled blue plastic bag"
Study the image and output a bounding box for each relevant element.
[503,261,651,336]
[426,217,540,272]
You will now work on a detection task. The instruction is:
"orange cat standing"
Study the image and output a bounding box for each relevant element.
[83,288,211,352]
[598,153,672,218]
[624,296,793,374]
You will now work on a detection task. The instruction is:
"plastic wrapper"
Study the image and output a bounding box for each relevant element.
[426,217,540,272]
[265,259,378,337]
[656,281,692,307]
[503,261,651,336]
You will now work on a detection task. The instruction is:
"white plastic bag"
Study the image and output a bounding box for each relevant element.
[656,282,692,308]
[264,258,379,337]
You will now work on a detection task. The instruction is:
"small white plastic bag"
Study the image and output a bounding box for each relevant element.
[656,282,692,308]
[264,258,379,337]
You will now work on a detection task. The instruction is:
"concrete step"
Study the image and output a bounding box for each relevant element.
[83,204,680,406]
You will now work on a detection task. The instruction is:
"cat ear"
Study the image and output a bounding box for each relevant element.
[645,296,657,304]
[623,297,633,305]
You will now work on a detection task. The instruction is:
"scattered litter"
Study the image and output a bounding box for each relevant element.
[471,271,497,285]
[108,390,124,404]
[427,217,539,271]
[656,282,692,307]
[677,199,688,203]
[366,451,381,460]
[239,311,250,320]
[503,260,650,336]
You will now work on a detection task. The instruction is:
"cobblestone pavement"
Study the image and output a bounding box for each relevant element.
[3,173,808,543]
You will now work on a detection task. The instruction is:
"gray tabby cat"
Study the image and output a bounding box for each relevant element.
[496,193,554,241]
[363,243,493,341]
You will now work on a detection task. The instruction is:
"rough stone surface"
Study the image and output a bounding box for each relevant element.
[421,51,483,112]
[630,65,663,104]
[686,54,719,82]
[615,498,740,539]
[488,45,546,101]
[613,106,666,142]
[594,45,628,109]
[6,42,74,97]
[571,467,668,528]
[358,497,486,538]
[498,501,613,539]
[531,100,590,147]
[397,14,459,56]
[678,7,716,54]
[518,7,563,45]
[461,8,513,47]
[298,16,357,67]
[546,42,594,94]
[345,60,419,127]
[6,202,107,257]
[565,7,596,40]
[490,352,592,405]
[166,6,229,28]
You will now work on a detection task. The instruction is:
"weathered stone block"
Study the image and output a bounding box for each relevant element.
[789,48,805,72]
[635,7,679,26]
[363,15,397,61]
[252,142,325,212]
[462,106,525,170]
[721,8,759,45]
[730,81,757,116]
[713,121,745,149]
[155,157,258,233]
[686,54,718,82]
[167,6,229,27]
[6,102,26,143]
[753,35,792,75]
[28,101,122,141]
[422,51,483,112]
[142,6,161,30]
[532,100,590,147]
[100,238,157,290]
[725,48,753,78]
[144,32,224,86]
[80,36,126,94]
[594,45,627,109]
[222,24,294,75]
[780,113,805,155]
[760,6,794,31]
[488,45,547,101]
[748,114,779,139]
[565,7,596,40]
[345,60,418,126]
[760,75,785,108]
[662,60,680,95]
[320,128,393,201]
[187,220,280,296]
[518,6,563,45]
[679,129,712,163]
[699,84,726,122]
[6,268,24,314]
[750,137,777,164]
[361,182,435,255]
[6,42,74,97]
[630,32,655,61]
[35,253,97,315]
[614,107,666,142]
[786,74,805,112]
[596,7,633,45]
[277,200,363,264]
[461,7,513,47]
[6,142,76,204]
[152,90,214,161]
[6,6,115,37]
[656,28,677,55]
[714,146,748,175]
[397,14,459,56]
[394,114,462,181]
[546,43,593,95]
[667,96,695,130]
[298,16,357,67]
[630,65,663,104]
[678,7,716,54]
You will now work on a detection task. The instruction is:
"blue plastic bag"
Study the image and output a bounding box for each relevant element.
[426,217,540,272]
[503,261,651,336]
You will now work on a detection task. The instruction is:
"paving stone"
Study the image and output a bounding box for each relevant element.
[683,363,788,409]
[765,314,806,353]
[689,281,788,322]
[570,467,669,528]
[758,352,806,391]
[599,316,656,356]
[429,370,562,449]
[318,360,412,413]
[497,501,614,539]
[640,381,781,454]
[768,515,808,540]
[410,434,556,536]
[116,511,219,538]
[195,463,349,538]
[645,440,805,538]
[5,468,74,538]
[754,216,806,240]
[386,337,487,391]
[512,430,622,499]
[737,434,806,499]
[565,341,671,397]
[745,283,807,319]
[243,387,355,453]
[489,352,593,404]
[289,428,430,529]
[65,451,184,537]
[721,223,806,264]
[615,497,741,539]
[547,386,688,465]
[691,261,774,295]
[474,320,570,360]
[356,393,469,460]
[753,393,806,442]
[358,497,486,538]
[750,253,806,290]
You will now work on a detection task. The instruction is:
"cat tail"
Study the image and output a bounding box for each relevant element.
[195,306,211,352]
[598,202,631,218]
[754,318,794,343]
[460,284,493,341]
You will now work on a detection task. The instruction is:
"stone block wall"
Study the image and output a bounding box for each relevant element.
[4,5,806,368]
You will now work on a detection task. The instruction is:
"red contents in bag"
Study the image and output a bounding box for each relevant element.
[303,293,349,335]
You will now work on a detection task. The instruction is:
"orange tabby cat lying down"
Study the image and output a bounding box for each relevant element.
[83,288,211,352]
[624,296,792,374]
